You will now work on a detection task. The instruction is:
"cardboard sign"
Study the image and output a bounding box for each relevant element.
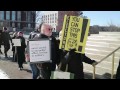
[29,39,51,63]
[59,15,90,54]
[12,39,21,46]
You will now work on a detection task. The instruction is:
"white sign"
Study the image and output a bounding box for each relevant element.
[29,40,51,63]
[12,39,21,46]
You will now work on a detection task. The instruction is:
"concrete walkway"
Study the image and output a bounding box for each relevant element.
[0,58,32,79]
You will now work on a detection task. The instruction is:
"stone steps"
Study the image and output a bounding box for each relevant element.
[87,38,120,44]
[85,48,120,56]
[84,63,117,79]
[86,41,120,47]
[85,45,117,52]
[84,32,120,79]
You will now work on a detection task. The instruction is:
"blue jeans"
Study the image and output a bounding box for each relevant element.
[29,63,39,79]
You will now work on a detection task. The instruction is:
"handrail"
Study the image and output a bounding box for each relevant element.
[97,46,120,65]
[92,46,120,79]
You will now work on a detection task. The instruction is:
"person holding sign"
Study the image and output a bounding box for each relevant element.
[59,27,97,79]
[16,31,26,70]
[26,23,60,79]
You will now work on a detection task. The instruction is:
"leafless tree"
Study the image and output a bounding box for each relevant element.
[107,20,120,32]
[35,11,44,28]
[36,11,42,23]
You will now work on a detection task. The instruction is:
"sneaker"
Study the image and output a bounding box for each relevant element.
[19,68,22,71]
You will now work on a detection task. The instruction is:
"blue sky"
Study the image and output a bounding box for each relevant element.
[83,11,120,26]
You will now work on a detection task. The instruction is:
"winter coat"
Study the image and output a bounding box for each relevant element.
[2,32,12,45]
[60,49,95,79]
[16,36,26,63]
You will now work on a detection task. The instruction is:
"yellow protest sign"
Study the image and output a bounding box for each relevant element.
[76,19,90,54]
[59,15,90,54]
[59,15,70,50]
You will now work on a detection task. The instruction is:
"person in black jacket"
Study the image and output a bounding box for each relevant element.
[2,28,12,58]
[0,29,3,54]
[116,59,120,79]
[26,23,60,79]
[58,30,97,79]
[16,31,26,70]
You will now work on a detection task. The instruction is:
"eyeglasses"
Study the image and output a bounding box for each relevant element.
[48,28,52,31]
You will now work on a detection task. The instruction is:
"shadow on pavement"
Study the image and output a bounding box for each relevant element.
[22,69,32,73]
[84,72,116,79]
[0,55,13,61]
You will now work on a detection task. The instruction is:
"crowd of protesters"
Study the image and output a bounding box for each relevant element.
[0,24,120,79]
[0,27,26,71]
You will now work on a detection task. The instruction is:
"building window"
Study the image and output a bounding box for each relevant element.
[55,13,57,23]
[53,14,54,20]
[12,22,15,27]
[0,11,4,20]
[27,12,31,22]
[31,12,34,22]
[0,22,3,27]
[6,11,10,20]
[17,11,21,21]
[12,11,15,21]
[48,15,49,20]
[17,23,20,28]
[28,23,31,28]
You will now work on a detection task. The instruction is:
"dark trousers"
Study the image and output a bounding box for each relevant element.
[18,59,24,68]
[4,43,10,57]
[116,60,120,79]
[38,63,56,79]
[17,52,25,68]
[60,62,84,79]
[40,68,51,79]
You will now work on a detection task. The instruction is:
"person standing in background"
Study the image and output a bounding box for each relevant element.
[0,29,3,54]
[16,31,26,70]
[2,27,12,58]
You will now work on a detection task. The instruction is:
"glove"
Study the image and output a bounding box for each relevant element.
[92,61,98,66]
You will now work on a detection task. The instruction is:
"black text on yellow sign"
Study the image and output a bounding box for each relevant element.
[59,15,90,54]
